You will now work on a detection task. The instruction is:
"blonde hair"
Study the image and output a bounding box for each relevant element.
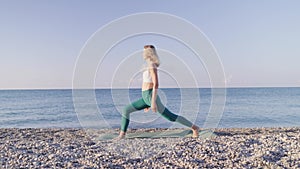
[143,45,160,67]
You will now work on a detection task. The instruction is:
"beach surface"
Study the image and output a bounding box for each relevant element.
[0,127,299,168]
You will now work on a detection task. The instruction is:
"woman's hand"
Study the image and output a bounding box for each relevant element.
[151,102,157,112]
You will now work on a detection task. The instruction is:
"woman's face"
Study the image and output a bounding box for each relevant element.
[143,49,150,60]
[143,51,148,60]
[143,45,155,61]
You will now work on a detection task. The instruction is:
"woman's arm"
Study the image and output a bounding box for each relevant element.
[149,65,159,112]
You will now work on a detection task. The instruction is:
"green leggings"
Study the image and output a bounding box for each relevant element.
[121,89,193,132]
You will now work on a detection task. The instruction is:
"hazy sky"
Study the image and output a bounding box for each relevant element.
[1,0,300,89]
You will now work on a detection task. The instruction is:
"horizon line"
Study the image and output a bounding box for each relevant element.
[1,86,300,90]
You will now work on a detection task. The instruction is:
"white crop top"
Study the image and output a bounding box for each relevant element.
[143,70,152,83]
[142,63,157,83]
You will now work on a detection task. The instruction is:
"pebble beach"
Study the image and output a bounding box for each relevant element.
[0,127,299,168]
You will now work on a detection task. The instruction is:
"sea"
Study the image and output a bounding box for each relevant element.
[0,88,299,129]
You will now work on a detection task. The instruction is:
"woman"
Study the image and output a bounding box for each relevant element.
[117,45,199,139]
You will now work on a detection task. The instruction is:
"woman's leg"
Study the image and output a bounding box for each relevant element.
[155,96,199,137]
[121,98,150,132]
[142,89,195,128]
[155,97,193,127]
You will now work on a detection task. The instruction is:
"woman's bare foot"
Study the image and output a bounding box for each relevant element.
[191,125,199,138]
[114,131,126,140]
[144,107,150,112]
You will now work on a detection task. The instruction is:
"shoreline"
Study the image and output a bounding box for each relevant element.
[1,127,299,168]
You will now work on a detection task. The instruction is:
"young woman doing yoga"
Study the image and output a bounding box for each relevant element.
[117,45,199,139]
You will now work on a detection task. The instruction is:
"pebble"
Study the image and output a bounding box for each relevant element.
[0,127,300,168]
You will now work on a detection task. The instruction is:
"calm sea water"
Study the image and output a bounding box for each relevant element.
[0,88,299,128]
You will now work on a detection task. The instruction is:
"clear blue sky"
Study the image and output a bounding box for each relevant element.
[1,0,300,89]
